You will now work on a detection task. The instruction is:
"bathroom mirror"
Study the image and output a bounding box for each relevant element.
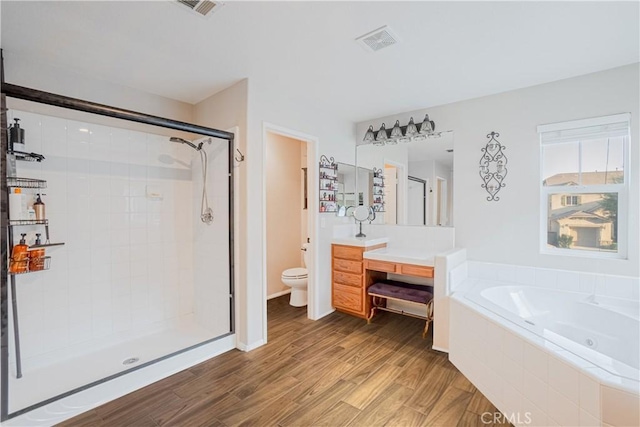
[336,162,357,207]
[336,162,374,209]
[356,132,454,226]
[353,205,371,222]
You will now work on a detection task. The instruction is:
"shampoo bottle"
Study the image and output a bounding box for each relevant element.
[9,234,29,274]
[34,194,45,221]
[28,234,46,271]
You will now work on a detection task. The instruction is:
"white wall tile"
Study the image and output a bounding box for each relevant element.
[548,356,580,403]
[502,330,524,364]
[523,342,548,382]
[11,109,228,384]
[523,370,547,413]
[579,409,600,427]
[579,273,596,294]
[595,275,607,296]
[467,260,481,279]
[478,262,498,280]
[534,268,557,289]
[601,386,640,427]
[556,270,580,292]
[448,262,468,292]
[547,387,580,427]
[516,266,536,285]
[502,354,523,392]
[579,373,600,419]
[501,382,523,421]
[496,264,516,283]
[522,398,547,427]
[602,275,635,299]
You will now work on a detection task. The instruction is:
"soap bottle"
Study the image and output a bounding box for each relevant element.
[34,194,45,221]
[9,234,29,274]
[28,234,46,271]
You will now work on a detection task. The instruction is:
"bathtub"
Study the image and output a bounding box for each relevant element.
[465,283,640,382]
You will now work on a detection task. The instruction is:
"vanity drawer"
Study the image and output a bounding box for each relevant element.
[400,264,434,278]
[364,259,397,273]
[333,283,362,312]
[333,258,362,274]
[333,270,362,287]
[333,245,363,261]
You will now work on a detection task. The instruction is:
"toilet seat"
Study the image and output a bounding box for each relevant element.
[282,267,308,279]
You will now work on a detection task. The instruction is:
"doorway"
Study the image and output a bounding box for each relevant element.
[436,176,447,226]
[407,176,427,226]
[383,161,406,225]
[262,124,318,341]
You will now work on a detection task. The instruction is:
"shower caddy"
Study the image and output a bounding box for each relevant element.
[5,131,65,380]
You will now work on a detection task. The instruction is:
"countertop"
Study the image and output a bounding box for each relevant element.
[363,248,436,267]
[331,237,389,247]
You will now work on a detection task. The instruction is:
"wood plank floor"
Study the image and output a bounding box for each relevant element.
[59,296,508,427]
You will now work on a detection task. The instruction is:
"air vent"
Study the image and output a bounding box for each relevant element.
[176,0,224,17]
[356,25,400,52]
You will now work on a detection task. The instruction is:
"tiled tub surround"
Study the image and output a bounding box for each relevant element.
[6,109,231,413]
[448,261,640,426]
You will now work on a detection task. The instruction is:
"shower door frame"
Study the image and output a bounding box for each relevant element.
[0,50,236,421]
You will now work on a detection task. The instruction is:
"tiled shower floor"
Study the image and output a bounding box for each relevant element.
[8,314,215,414]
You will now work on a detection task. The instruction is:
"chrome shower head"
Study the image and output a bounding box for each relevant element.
[169,136,200,150]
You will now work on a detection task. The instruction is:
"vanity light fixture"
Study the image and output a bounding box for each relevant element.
[363,125,375,143]
[374,123,388,145]
[390,120,403,140]
[363,114,441,145]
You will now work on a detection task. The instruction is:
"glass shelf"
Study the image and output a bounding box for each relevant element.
[30,242,65,249]
[7,177,47,189]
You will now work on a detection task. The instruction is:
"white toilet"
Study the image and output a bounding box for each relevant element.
[281,243,309,307]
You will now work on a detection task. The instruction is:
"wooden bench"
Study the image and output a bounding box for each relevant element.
[366,280,434,338]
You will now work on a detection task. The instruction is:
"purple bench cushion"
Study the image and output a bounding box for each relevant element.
[368,281,434,305]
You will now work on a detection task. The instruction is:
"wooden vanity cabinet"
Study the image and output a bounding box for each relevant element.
[331,243,386,319]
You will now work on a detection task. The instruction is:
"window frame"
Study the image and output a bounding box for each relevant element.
[538,113,630,259]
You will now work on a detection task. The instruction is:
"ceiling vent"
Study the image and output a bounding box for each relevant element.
[176,0,224,17]
[356,25,400,52]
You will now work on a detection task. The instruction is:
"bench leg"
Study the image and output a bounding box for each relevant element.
[367,296,382,324]
[422,300,435,339]
[423,320,432,339]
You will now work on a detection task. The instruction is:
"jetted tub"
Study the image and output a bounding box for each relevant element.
[465,284,640,382]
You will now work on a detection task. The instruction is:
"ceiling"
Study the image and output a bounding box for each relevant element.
[1,1,638,123]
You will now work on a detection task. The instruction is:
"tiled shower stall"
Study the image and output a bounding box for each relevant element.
[4,104,231,415]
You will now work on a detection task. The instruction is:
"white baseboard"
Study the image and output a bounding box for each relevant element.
[431,345,449,353]
[267,289,291,300]
[5,334,236,426]
[236,338,266,352]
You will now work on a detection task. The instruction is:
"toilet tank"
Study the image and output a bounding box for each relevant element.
[302,243,310,267]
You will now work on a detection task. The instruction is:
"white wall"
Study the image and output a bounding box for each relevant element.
[3,52,193,122]
[193,79,248,346]
[244,77,357,347]
[357,64,640,277]
[265,133,303,298]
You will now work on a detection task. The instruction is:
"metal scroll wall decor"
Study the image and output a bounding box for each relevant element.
[479,131,508,201]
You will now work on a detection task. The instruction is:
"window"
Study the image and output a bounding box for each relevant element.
[538,114,629,258]
[561,195,581,206]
